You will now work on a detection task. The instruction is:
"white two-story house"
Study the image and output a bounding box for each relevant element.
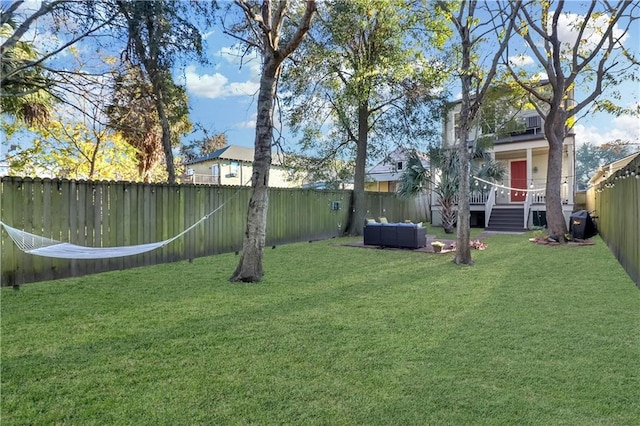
[183,145,300,188]
[365,147,429,193]
[434,97,576,231]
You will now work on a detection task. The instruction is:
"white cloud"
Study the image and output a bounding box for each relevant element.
[575,113,640,147]
[201,30,216,40]
[184,65,259,99]
[508,54,534,67]
[234,117,257,129]
[552,11,629,54]
[218,46,262,77]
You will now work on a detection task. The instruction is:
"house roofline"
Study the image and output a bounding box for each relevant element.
[185,145,286,166]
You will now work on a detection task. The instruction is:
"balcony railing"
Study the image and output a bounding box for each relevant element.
[470,191,489,204]
[450,190,490,205]
[180,174,220,185]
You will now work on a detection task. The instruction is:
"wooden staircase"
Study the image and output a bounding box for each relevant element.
[485,207,527,232]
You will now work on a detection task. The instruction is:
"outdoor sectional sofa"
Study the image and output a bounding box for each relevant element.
[363,222,427,249]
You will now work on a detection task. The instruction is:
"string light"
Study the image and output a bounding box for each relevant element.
[473,176,554,193]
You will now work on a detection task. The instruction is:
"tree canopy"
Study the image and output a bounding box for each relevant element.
[1,0,215,182]
[503,0,640,241]
[282,0,450,235]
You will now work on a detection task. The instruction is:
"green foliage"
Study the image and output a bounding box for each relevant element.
[477,86,528,137]
[282,0,450,158]
[180,133,228,163]
[2,120,163,181]
[107,66,192,181]
[398,144,505,233]
[2,234,639,424]
[0,22,54,126]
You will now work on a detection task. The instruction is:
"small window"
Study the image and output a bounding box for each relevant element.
[212,164,220,177]
[186,168,194,176]
[454,113,461,141]
[526,115,541,129]
[396,161,404,171]
[229,161,239,177]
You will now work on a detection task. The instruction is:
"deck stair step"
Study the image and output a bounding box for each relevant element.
[485,208,527,232]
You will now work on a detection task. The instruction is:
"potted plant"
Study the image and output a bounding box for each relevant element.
[431,241,445,253]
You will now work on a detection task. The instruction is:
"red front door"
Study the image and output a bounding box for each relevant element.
[510,160,527,202]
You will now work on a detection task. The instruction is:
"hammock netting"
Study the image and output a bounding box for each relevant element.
[0,221,193,259]
[1,180,245,260]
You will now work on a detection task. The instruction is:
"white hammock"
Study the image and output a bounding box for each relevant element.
[0,216,209,260]
[1,178,251,260]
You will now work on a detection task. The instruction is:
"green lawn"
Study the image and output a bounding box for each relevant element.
[2,233,639,425]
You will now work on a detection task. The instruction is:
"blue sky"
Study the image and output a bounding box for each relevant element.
[181,3,640,155]
[2,1,639,165]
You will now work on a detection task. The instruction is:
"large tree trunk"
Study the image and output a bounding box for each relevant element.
[454,24,473,265]
[455,140,472,264]
[440,197,456,234]
[544,113,568,242]
[150,80,176,183]
[346,103,369,236]
[230,59,279,283]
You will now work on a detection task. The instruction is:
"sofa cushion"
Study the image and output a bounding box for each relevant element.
[396,222,416,227]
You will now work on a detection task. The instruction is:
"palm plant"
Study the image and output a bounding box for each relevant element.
[399,141,505,233]
[1,21,53,126]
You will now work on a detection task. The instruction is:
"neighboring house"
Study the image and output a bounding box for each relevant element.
[183,145,300,188]
[588,151,640,187]
[434,96,576,231]
[365,147,429,192]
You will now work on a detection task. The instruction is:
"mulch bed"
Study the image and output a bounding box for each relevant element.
[343,233,597,253]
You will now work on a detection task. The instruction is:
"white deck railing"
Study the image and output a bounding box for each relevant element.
[470,191,489,204]
[531,192,545,204]
[485,188,496,228]
[452,191,489,205]
[523,191,532,229]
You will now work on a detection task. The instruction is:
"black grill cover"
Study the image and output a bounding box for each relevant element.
[570,210,597,239]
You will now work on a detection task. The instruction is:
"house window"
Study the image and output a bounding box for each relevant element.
[526,115,541,129]
[186,168,194,176]
[396,161,404,171]
[229,161,239,177]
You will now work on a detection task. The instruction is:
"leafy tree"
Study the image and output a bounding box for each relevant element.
[107,66,192,182]
[1,1,120,123]
[2,120,148,181]
[181,133,228,163]
[0,20,53,127]
[1,0,214,182]
[113,0,216,183]
[504,0,640,242]
[226,0,317,283]
[282,0,449,236]
[435,0,520,264]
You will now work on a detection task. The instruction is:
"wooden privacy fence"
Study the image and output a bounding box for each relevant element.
[587,154,640,286]
[1,177,427,285]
